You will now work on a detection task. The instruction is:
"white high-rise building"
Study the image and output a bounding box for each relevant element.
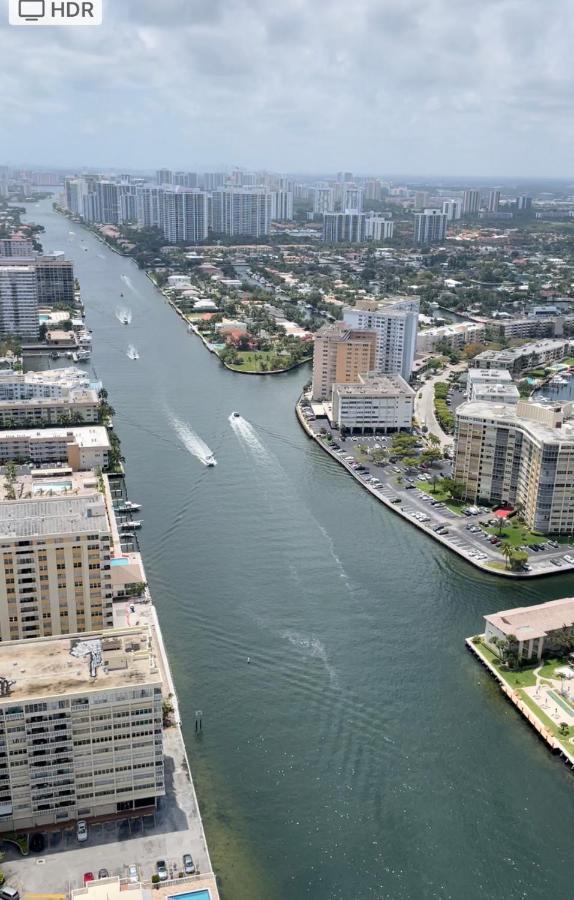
[156,169,173,185]
[210,189,272,237]
[162,189,208,243]
[442,199,462,221]
[270,190,294,221]
[94,182,120,224]
[364,215,394,241]
[0,265,39,340]
[313,186,335,215]
[136,186,164,229]
[413,209,447,244]
[342,186,363,213]
[487,190,501,213]
[0,239,35,257]
[463,189,480,215]
[343,296,420,381]
[322,212,366,243]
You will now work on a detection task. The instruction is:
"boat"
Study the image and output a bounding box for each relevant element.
[119,500,141,512]
[76,348,91,362]
[119,520,142,530]
[205,454,216,467]
[232,411,240,418]
[121,315,129,325]
[127,346,139,360]
[50,351,59,360]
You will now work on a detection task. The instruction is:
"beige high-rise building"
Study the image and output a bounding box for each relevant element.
[454,399,574,533]
[0,625,164,832]
[311,324,377,401]
[0,492,113,641]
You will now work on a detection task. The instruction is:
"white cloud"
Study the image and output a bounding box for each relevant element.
[0,0,573,174]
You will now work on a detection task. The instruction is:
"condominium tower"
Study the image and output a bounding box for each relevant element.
[311,324,377,401]
[0,265,39,340]
[413,209,448,245]
[454,399,574,533]
[342,297,420,381]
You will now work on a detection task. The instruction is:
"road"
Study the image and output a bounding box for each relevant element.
[414,363,465,447]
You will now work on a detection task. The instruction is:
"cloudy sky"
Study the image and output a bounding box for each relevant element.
[1,0,573,176]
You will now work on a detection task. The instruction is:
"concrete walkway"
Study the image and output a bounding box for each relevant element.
[414,363,465,447]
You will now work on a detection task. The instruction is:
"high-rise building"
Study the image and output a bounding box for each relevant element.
[201,172,226,191]
[342,186,363,213]
[442,199,462,221]
[413,209,448,244]
[313,186,335,215]
[0,265,39,340]
[0,492,114,641]
[331,372,415,433]
[363,179,383,202]
[517,195,533,211]
[270,191,294,221]
[311,324,377,401]
[0,256,75,308]
[162,189,209,243]
[337,171,353,183]
[136,186,164,229]
[463,189,480,215]
[0,625,164,832]
[0,239,35,257]
[210,189,272,237]
[454,399,574,533]
[174,171,198,188]
[414,191,429,210]
[487,190,501,213]
[364,215,394,241]
[342,296,420,381]
[118,184,138,224]
[156,169,173,186]
[94,182,120,224]
[322,212,366,243]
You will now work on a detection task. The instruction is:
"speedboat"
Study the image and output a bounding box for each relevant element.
[232,411,240,418]
[205,455,216,467]
[121,316,129,325]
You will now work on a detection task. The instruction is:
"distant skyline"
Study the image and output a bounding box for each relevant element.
[1,0,574,177]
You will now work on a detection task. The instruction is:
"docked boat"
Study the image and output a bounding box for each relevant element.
[119,520,142,530]
[121,500,141,512]
[76,348,91,362]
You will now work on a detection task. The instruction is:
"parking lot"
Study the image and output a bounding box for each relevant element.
[303,413,574,577]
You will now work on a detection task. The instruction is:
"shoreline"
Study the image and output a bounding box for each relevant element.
[465,637,574,771]
[295,394,569,581]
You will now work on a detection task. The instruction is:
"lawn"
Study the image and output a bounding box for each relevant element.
[473,640,537,688]
[415,479,466,514]
[225,350,278,372]
[485,520,544,547]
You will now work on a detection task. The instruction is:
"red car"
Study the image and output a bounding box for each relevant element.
[83,873,94,886]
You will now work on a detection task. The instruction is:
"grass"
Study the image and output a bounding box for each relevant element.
[225,350,279,372]
[485,520,543,548]
[415,479,466,514]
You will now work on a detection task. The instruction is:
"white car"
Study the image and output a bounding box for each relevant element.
[128,865,138,884]
[76,820,88,843]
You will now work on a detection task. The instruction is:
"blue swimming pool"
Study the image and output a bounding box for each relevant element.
[32,481,73,493]
[167,892,210,900]
[110,557,130,567]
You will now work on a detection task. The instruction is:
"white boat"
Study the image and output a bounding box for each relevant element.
[121,500,141,511]
[119,520,142,530]
[76,348,91,361]
[205,454,216,467]
[127,346,139,360]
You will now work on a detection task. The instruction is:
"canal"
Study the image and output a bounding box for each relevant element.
[25,199,574,899]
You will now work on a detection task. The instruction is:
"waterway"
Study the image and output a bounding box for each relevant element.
[24,199,574,899]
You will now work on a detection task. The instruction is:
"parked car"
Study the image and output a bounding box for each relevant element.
[156,861,168,882]
[83,874,94,886]
[98,870,109,880]
[183,854,196,875]
[128,865,138,884]
[76,820,88,843]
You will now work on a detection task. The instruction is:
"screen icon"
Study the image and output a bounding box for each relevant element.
[19,0,44,19]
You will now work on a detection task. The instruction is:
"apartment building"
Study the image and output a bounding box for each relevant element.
[0,426,110,470]
[311,324,377,401]
[0,265,39,340]
[343,296,420,381]
[270,190,294,221]
[472,339,572,374]
[0,239,35,257]
[0,625,164,832]
[484,597,574,662]
[442,199,462,221]
[463,189,480,215]
[0,388,99,428]
[364,215,394,241]
[413,209,448,244]
[416,321,484,354]
[210,188,272,237]
[161,189,208,244]
[466,368,519,404]
[454,399,574,533]
[0,491,113,641]
[331,372,415,432]
[322,212,366,243]
[0,255,75,308]
[313,186,335,215]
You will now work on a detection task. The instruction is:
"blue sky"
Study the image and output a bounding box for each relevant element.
[1,0,573,176]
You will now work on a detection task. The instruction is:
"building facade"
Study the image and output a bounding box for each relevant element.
[0,265,39,340]
[0,426,110,470]
[0,626,164,831]
[331,372,415,432]
[343,297,419,381]
[311,324,377,401]
[322,212,366,243]
[454,399,574,533]
[413,209,448,244]
[364,215,394,241]
[210,189,272,237]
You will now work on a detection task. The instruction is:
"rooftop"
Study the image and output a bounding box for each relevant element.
[0,425,109,448]
[334,371,414,397]
[456,399,574,445]
[0,626,160,702]
[0,493,109,539]
[485,596,574,641]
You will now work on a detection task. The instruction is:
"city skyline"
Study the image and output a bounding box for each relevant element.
[1,0,574,176]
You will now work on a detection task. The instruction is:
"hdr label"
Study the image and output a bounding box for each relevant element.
[9,0,102,25]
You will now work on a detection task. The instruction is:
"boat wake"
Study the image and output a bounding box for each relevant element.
[115,306,132,325]
[121,274,139,295]
[171,415,216,467]
[97,252,105,259]
[228,414,271,462]
[126,345,139,360]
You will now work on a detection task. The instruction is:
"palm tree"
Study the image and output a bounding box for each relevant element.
[501,541,513,569]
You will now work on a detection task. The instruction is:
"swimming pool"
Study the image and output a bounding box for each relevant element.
[39,314,51,322]
[32,481,73,493]
[110,557,130,567]
[167,892,210,900]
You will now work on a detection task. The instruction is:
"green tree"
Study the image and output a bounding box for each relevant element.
[501,541,513,569]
